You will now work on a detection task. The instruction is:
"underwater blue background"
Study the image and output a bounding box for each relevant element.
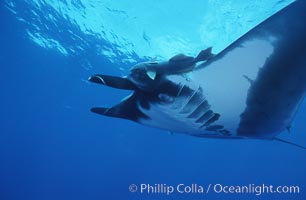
[1,0,306,199]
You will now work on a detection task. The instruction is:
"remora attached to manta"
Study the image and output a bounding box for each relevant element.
[89,0,306,148]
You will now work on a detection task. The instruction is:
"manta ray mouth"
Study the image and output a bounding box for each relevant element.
[89,74,150,122]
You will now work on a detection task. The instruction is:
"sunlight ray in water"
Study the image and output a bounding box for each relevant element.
[5,0,293,67]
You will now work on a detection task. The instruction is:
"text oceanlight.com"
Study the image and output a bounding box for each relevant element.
[129,183,300,196]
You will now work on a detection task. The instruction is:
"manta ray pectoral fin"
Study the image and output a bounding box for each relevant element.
[88,74,136,90]
[195,47,215,62]
[146,70,156,80]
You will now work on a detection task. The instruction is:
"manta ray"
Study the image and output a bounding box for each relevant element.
[89,0,306,149]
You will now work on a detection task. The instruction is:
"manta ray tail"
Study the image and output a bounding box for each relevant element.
[274,137,306,150]
[89,74,136,90]
[195,47,215,62]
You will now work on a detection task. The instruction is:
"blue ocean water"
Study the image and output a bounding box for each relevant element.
[1,0,306,200]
